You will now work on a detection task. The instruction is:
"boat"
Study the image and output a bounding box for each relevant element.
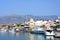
[8,29,15,33]
[15,28,20,32]
[30,27,45,34]
[0,28,7,32]
[45,28,55,36]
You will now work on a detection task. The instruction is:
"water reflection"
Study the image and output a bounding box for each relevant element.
[29,33,45,40]
[55,38,60,40]
[46,36,54,40]
[0,32,46,40]
[29,33,34,40]
[0,32,59,40]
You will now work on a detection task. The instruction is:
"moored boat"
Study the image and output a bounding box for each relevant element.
[7,29,15,33]
[30,27,45,34]
[15,28,20,32]
[45,28,55,36]
[0,28,7,32]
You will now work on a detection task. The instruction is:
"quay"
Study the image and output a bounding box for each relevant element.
[55,28,60,38]
[55,32,60,38]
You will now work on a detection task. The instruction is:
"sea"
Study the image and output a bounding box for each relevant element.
[0,31,60,40]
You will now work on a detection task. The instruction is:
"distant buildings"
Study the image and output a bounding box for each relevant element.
[24,16,60,29]
[28,18,49,28]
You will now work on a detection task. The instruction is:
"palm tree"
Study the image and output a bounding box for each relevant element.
[16,24,21,27]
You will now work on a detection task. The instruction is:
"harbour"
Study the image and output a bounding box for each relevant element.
[0,0,60,40]
[0,17,60,40]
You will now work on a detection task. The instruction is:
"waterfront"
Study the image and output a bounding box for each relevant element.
[0,32,59,40]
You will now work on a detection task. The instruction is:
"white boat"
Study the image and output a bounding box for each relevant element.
[8,29,15,33]
[30,27,45,34]
[0,29,7,32]
[15,28,20,32]
[45,28,55,36]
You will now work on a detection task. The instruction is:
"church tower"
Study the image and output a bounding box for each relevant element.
[29,18,35,29]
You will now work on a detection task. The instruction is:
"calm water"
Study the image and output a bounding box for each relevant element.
[0,32,60,40]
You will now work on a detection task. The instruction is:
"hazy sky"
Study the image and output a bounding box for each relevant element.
[0,0,60,16]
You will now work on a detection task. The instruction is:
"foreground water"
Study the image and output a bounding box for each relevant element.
[0,32,60,40]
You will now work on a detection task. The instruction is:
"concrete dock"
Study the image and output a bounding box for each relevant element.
[55,32,60,38]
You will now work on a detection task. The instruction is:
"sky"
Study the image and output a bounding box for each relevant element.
[0,0,60,16]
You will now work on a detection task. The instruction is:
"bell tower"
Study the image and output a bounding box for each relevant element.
[29,18,35,29]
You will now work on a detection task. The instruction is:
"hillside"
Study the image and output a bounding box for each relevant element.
[0,15,59,24]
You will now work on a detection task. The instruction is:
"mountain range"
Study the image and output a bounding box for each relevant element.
[0,15,59,24]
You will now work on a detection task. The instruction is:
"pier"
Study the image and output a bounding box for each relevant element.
[55,31,60,38]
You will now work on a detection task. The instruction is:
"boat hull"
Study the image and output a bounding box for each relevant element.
[30,31,45,34]
[30,28,45,34]
[45,30,55,36]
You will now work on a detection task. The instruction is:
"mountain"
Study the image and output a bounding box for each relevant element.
[0,15,59,24]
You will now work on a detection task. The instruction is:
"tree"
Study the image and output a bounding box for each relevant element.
[16,24,21,27]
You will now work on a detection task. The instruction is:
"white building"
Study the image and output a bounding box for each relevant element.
[34,20,43,26]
